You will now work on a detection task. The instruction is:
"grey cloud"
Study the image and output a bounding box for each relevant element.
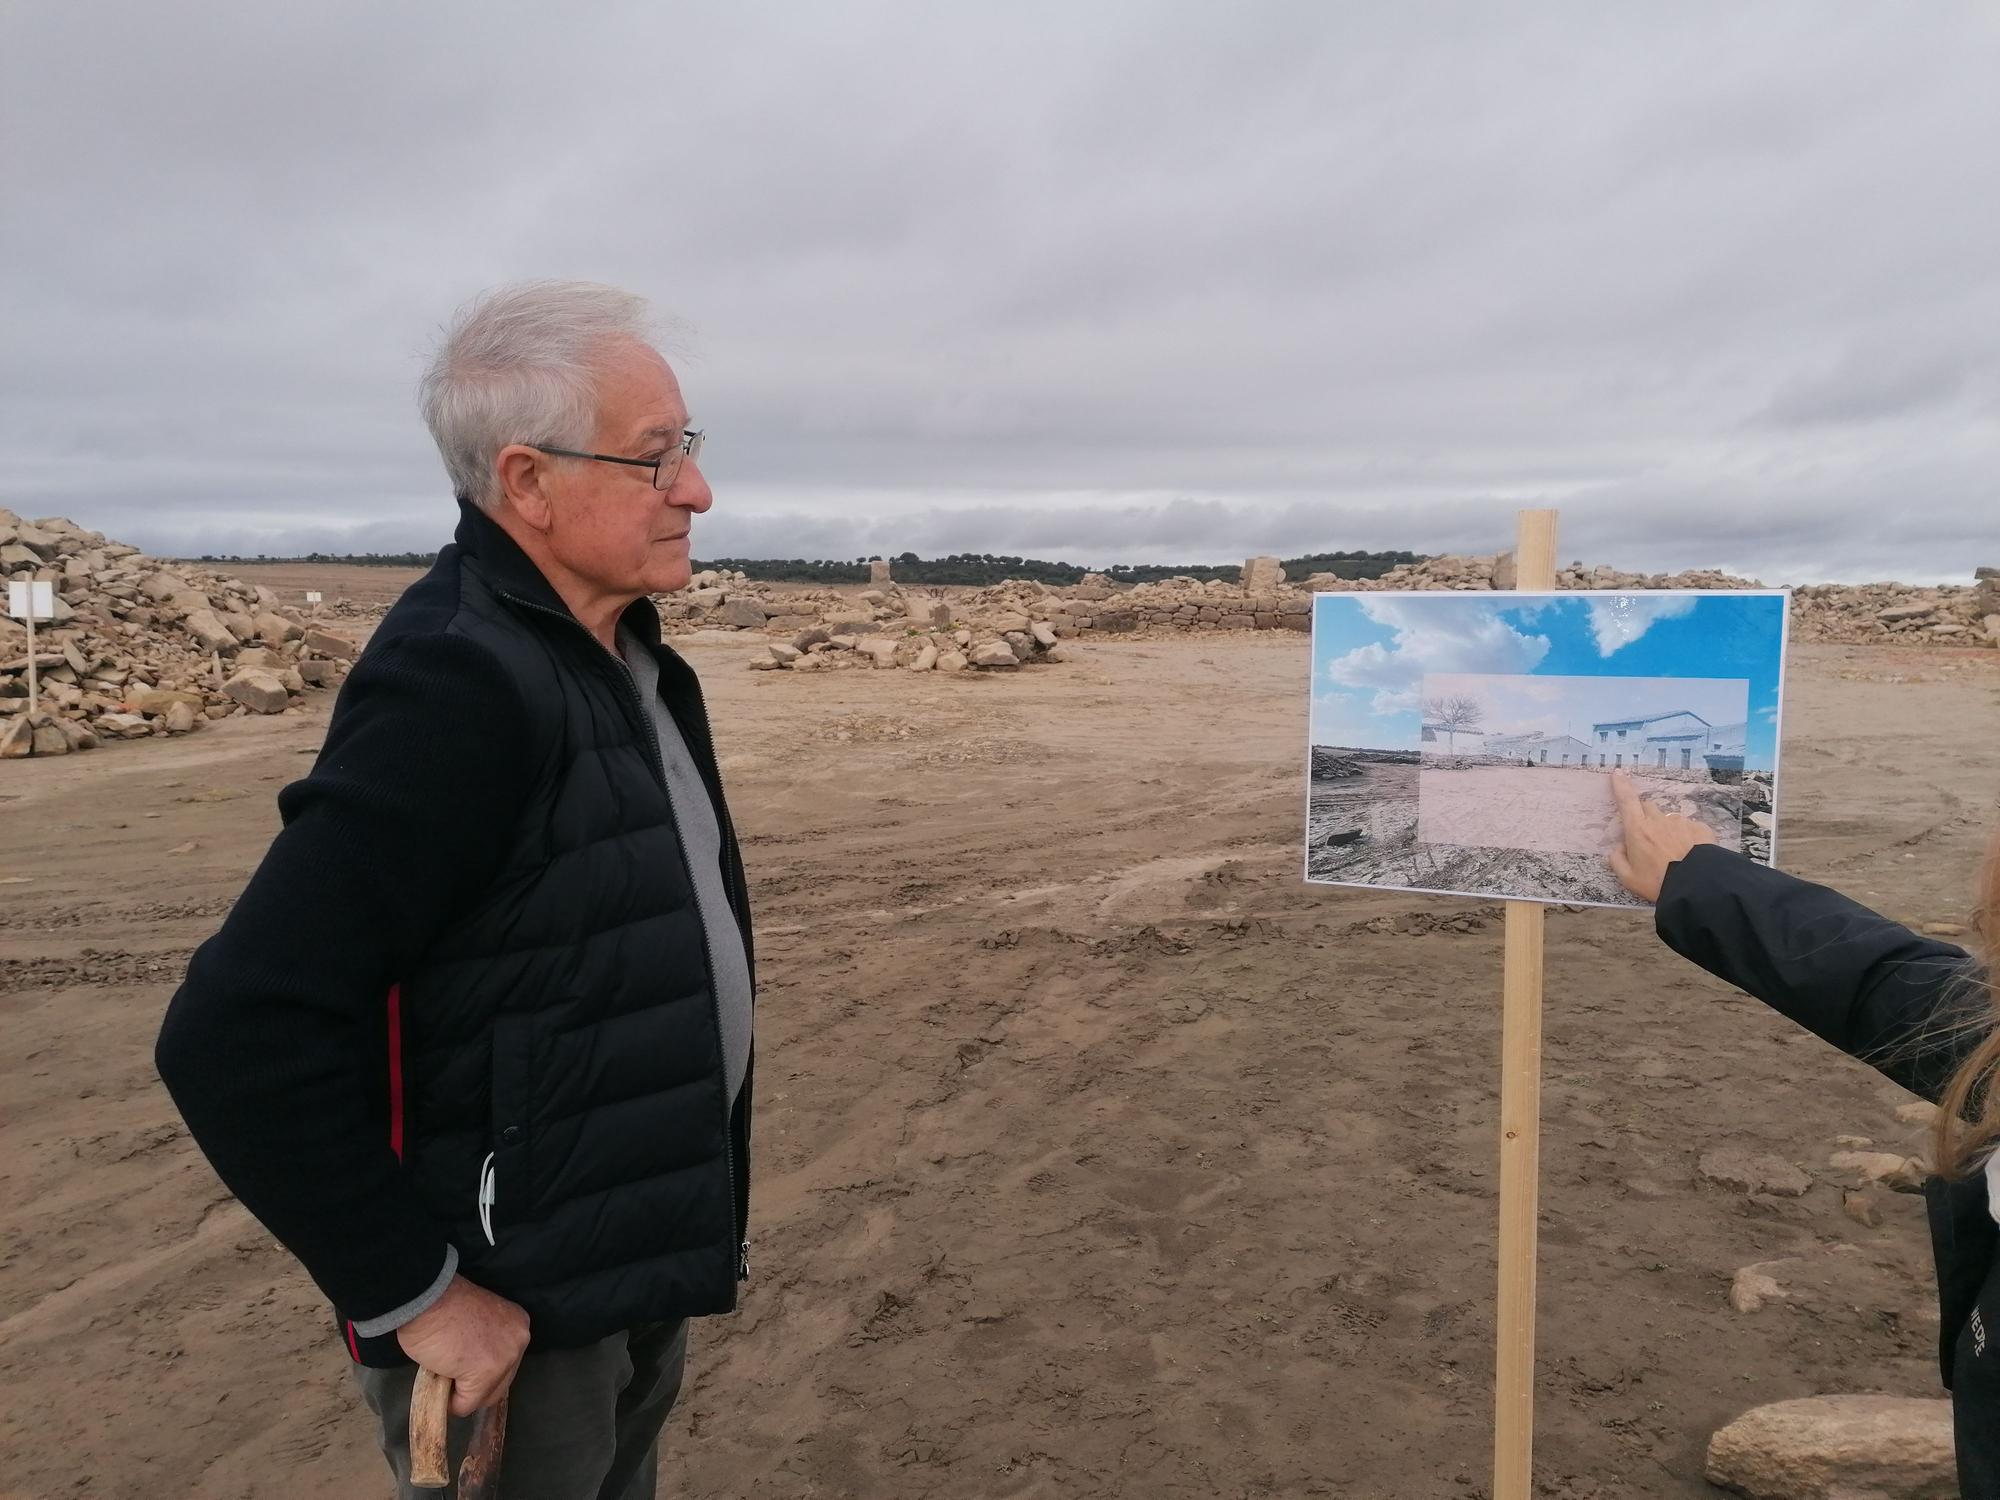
[2,2,1996,582]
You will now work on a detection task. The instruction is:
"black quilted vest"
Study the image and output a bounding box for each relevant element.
[354,502,753,1363]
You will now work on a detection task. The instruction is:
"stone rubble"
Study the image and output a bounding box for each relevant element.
[668,553,2000,656]
[1,508,356,759]
[671,572,1072,675]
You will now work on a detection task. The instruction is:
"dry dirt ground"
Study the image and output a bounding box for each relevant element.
[1310,762,1748,908]
[6,609,2000,1499]
[1415,768,1741,861]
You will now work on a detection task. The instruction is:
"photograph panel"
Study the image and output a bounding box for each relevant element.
[1305,591,1787,906]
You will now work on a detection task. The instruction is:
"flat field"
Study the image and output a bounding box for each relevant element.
[5,588,1999,1498]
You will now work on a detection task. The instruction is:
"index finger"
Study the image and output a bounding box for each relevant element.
[1609,769,1644,819]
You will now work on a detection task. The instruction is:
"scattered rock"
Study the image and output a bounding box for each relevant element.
[1729,1262,1795,1314]
[1894,1101,1939,1127]
[1697,1149,1813,1198]
[162,700,198,735]
[1918,921,1967,937]
[969,642,1020,668]
[1705,1394,1956,1500]
[1842,1190,1883,1229]
[1828,1151,1926,1193]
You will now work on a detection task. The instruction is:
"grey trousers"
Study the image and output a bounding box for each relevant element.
[352,1320,689,1500]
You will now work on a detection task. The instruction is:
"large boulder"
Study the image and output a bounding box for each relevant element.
[223,667,290,715]
[304,628,358,661]
[856,637,901,669]
[131,688,207,717]
[254,611,302,645]
[719,598,770,630]
[969,641,1019,668]
[1241,555,1286,591]
[1705,1395,1956,1500]
[183,609,239,654]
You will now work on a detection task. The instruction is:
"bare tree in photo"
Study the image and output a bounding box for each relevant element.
[1423,695,1486,754]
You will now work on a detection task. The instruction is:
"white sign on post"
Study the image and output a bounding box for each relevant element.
[8,579,56,717]
[305,591,323,604]
[8,581,55,621]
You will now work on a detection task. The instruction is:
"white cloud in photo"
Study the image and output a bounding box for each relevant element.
[1585,594,1700,655]
[1326,598,1551,718]
[1312,687,1399,747]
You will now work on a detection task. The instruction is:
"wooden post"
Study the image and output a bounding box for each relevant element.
[1494,508,1558,1500]
[24,599,37,717]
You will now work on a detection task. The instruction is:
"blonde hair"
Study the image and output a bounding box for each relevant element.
[1932,828,2000,1179]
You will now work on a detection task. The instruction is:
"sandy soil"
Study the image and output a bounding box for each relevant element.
[6,615,2000,1499]
[1416,767,1743,859]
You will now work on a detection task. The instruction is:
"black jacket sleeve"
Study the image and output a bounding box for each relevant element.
[155,630,532,1324]
[1654,843,1986,1103]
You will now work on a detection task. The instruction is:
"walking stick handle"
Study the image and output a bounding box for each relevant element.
[408,1366,452,1489]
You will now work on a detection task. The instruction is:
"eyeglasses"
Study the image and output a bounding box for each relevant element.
[530,429,706,491]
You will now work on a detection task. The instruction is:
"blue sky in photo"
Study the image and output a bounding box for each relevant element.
[1309,592,1786,768]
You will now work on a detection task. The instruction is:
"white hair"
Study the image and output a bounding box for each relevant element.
[419,280,654,511]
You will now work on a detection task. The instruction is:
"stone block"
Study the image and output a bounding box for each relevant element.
[304,628,358,661]
[224,667,290,714]
[1705,1395,1955,1500]
[1240,556,1285,590]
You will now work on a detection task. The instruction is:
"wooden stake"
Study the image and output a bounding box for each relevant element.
[24,603,37,718]
[1494,508,1558,1500]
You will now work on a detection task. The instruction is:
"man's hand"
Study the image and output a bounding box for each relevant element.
[1608,770,1719,903]
[396,1275,530,1416]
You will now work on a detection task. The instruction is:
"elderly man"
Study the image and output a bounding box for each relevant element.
[155,281,754,1499]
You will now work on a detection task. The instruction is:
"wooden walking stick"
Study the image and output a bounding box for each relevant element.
[1493,508,1558,1500]
[408,1367,509,1496]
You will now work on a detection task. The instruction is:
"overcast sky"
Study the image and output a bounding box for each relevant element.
[3,3,1995,580]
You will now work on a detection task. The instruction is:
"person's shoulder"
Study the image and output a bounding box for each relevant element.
[336,549,523,714]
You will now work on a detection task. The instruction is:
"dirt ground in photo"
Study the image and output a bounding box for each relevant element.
[1416,766,1744,858]
[6,609,2000,1499]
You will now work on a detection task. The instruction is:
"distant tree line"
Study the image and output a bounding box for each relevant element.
[195,551,440,567]
[690,548,1424,586]
[193,547,1424,586]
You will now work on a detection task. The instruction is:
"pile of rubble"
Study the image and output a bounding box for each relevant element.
[1,509,358,759]
[1321,553,2000,648]
[720,580,1071,673]
[662,552,2000,656]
